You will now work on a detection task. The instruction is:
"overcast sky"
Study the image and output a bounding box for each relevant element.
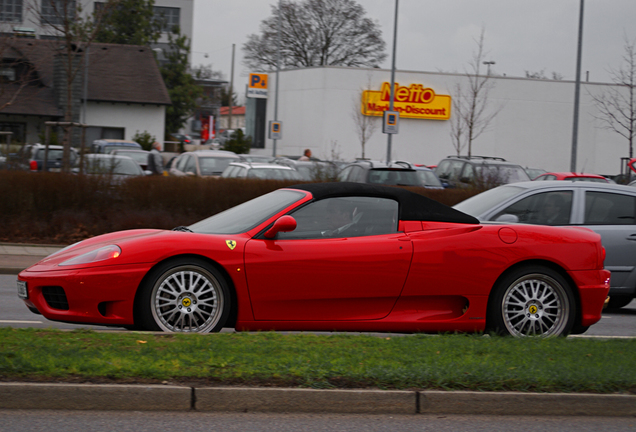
[191,0,636,101]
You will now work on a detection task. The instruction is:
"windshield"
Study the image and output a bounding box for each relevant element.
[453,185,525,217]
[104,145,139,153]
[368,169,422,186]
[189,189,305,234]
[36,149,76,162]
[416,170,443,187]
[246,168,303,180]
[199,157,237,175]
[115,151,147,165]
[85,157,143,176]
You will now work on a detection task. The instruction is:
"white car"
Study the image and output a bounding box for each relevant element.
[169,150,240,177]
[221,162,304,180]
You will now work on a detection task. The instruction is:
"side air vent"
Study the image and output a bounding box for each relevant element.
[42,286,69,310]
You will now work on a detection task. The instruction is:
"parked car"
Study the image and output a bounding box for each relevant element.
[90,139,142,154]
[169,150,240,177]
[221,162,304,180]
[109,149,150,170]
[435,156,530,188]
[10,143,78,172]
[168,133,192,145]
[338,160,443,188]
[17,182,608,336]
[524,167,547,180]
[454,180,636,309]
[533,172,609,183]
[238,154,276,163]
[274,157,340,181]
[79,154,147,180]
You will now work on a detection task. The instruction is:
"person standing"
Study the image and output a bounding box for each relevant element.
[147,141,164,175]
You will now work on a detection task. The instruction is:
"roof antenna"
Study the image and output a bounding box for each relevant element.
[580,158,588,173]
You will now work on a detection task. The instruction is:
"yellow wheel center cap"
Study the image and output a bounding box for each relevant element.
[528,305,538,314]
[182,298,192,308]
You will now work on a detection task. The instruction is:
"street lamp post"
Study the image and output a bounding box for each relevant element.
[386,0,399,163]
[483,61,495,75]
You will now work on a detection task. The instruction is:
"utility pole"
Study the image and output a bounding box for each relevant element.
[386,0,399,163]
[273,0,282,157]
[228,44,235,130]
[571,0,584,172]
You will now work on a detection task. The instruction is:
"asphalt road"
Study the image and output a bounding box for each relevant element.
[1,274,635,337]
[0,411,634,432]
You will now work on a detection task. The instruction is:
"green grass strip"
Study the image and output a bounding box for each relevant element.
[1,329,634,394]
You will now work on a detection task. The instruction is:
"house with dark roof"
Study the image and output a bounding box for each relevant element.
[0,37,170,146]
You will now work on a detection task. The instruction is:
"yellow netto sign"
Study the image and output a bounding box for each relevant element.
[361,82,451,120]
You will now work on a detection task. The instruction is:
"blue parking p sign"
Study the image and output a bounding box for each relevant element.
[383,111,399,134]
[269,121,282,139]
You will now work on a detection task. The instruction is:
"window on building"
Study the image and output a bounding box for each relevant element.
[153,6,180,32]
[40,0,76,26]
[0,123,25,143]
[0,68,16,82]
[0,0,22,22]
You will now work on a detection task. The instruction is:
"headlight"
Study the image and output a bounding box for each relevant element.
[43,241,82,261]
[59,245,121,266]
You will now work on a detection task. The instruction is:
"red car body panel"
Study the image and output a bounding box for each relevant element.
[18,184,610,334]
[534,172,608,182]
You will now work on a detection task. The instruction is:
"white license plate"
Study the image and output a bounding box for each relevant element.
[17,280,28,299]
[49,168,61,172]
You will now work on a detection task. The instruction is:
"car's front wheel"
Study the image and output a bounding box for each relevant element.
[489,266,575,337]
[138,258,230,333]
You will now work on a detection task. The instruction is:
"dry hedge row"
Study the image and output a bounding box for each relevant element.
[0,171,480,244]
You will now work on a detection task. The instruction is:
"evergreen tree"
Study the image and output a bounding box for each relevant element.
[160,29,202,137]
[93,0,162,46]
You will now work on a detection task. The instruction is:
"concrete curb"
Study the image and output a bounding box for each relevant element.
[0,383,191,411]
[1,383,634,416]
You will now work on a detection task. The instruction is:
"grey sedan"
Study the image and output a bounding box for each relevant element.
[454,181,636,309]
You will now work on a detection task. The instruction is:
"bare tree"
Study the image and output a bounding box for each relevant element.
[243,0,387,70]
[450,29,500,157]
[590,36,636,161]
[27,0,118,171]
[351,77,378,159]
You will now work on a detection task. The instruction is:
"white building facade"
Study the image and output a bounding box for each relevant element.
[260,66,627,176]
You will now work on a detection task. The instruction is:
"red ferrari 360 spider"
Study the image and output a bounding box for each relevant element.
[17,183,610,337]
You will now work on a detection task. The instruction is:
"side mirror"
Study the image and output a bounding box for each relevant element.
[264,215,297,239]
[495,214,519,223]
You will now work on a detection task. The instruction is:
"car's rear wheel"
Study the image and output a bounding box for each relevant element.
[606,295,633,310]
[139,258,230,333]
[489,266,575,337]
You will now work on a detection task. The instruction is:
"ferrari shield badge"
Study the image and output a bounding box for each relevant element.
[225,240,237,250]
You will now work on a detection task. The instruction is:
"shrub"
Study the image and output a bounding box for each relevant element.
[0,171,481,244]
[132,130,156,151]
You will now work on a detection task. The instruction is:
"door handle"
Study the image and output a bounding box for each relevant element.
[627,234,636,241]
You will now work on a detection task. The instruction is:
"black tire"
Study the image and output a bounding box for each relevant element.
[488,266,576,337]
[606,295,633,310]
[138,257,231,333]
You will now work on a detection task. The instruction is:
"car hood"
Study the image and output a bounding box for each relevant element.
[22,229,247,272]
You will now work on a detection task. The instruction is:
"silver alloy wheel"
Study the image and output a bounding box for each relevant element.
[501,273,570,337]
[150,265,224,333]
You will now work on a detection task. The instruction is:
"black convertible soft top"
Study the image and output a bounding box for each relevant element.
[289,182,479,225]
